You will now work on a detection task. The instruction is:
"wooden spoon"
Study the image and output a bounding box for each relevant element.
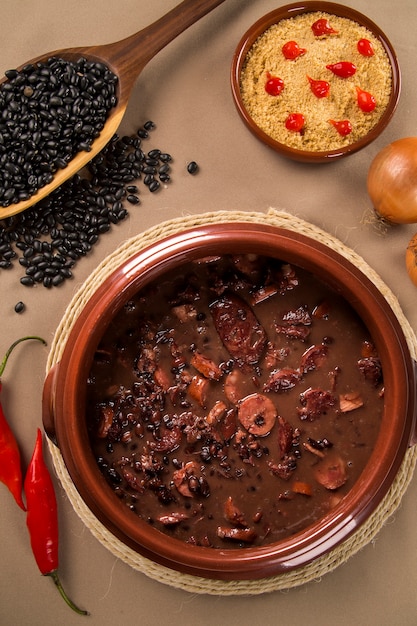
[0,0,226,218]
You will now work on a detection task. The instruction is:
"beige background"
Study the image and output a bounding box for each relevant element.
[0,1,416,624]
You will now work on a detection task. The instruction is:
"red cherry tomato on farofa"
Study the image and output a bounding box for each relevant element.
[307,76,330,98]
[326,61,357,78]
[285,113,305,132]
[356,86,376,112]
[311,18,338,36]
[329,119,352,136]
[357,38,374,57]
[282,40,307,60]
[265,72,284,96]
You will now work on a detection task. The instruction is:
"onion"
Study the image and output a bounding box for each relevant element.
[406,232,417,286]
[367,137,417,224]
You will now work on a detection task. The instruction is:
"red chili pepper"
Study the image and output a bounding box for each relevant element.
[0,388,25,510]
[0,336,46,510]
[311,18,338,36]
[24,428,88,615]
[307,75,330,98]
[326,61,357,78]
[282,40,307,60]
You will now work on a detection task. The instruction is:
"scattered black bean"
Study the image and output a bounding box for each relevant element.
[137,128,149,139]
[187,161,199,175]
[20,276,34,287]
[0,123,177,288]
[159,164,170,175]
[0,56,118,206]
[14,301,25,313]
[149,180,160,193]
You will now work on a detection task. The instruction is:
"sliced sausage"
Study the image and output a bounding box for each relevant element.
[314,454,347,490]
[238,393,277,436]
[210,293,266,366]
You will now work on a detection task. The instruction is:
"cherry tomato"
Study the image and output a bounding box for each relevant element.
[357,38,374,57]
[282,40,307,60]
[285,113,305,132]
[356,86,376,112]
[329,119,352,136]
[326,61,357,78]
[307,75,330,98]
[265,72,284,96]
[311,18,338,36]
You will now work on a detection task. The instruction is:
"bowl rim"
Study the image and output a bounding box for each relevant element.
[230,1,401,163]
[45,222,416,579]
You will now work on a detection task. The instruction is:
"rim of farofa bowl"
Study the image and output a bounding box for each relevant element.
[230,1,401,163]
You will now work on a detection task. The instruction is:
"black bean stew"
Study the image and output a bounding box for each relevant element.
[86,254,384,549]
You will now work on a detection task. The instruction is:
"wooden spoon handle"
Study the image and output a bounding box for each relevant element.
[94,0,227,100]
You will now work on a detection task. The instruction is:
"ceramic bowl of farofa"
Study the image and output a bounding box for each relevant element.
[231,2,400,162]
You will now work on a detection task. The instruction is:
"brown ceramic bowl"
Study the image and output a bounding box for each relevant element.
[230,2,401,163]
[42,222,417,580]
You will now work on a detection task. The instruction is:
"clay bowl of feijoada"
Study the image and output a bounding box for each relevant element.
[42,221,417,580]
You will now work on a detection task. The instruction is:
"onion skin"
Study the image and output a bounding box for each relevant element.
[367,137,417,224]
[406,232,417,286]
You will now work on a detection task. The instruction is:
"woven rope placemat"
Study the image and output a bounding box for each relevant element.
[46,209,417,595]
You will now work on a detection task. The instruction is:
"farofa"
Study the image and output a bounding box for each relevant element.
[240,12,392,151]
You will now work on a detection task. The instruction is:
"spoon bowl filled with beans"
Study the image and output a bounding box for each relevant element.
[0,0,225,217]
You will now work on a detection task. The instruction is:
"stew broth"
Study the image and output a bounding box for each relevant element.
[86,254,383,548]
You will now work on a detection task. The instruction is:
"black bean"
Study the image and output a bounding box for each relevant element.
[60,268,73,279]
[14,301,25,313]
[149,180,160,193]
[33,270,44,282]
[2,248,16,260]
[20,276,35,286]
[51,274,64,286]
[116,208,128,221]
[137,128,148,139]
[159,164,170,175]
[187,161,199,174]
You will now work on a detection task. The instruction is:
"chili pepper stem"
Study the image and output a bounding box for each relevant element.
[46,570,89,616]
[0,336,46,377]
